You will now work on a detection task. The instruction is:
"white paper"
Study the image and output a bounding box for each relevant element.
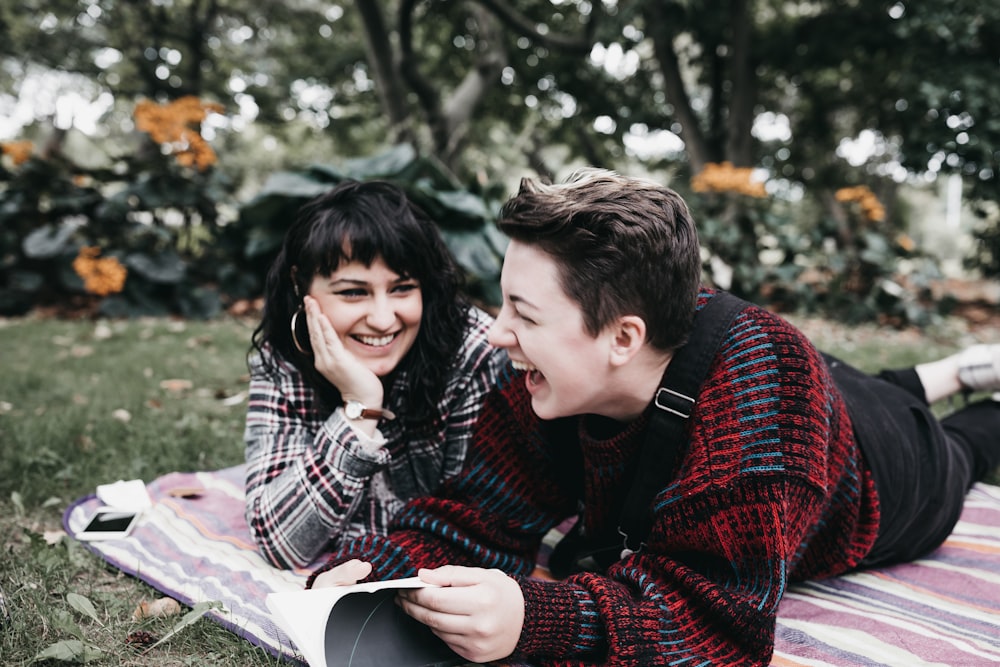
[95,479,152,510]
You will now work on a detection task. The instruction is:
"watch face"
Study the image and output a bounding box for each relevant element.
[345,401,363,419]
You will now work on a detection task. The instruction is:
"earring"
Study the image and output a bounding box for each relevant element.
[290,306,309,354]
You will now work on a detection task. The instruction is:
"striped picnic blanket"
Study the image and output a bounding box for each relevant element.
[63,465,1000,666]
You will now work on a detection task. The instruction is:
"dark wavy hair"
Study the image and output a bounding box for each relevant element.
[249,179,469,426]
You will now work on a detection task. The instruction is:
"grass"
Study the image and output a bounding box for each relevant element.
[0,311,996,665]
[1,314,282,666]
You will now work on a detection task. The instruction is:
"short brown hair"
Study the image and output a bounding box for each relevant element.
[496,168,700,351]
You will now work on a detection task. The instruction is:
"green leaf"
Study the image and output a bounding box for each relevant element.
[177,285,222,320]
[66,593,102,626]
[32,639,103,663]
[256,170,334,199]
[341,143,417,179]
[22,224,78,259]
[125,251,186,284]
[144,601,221,652]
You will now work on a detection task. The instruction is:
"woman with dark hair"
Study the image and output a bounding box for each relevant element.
[244,179,508,569]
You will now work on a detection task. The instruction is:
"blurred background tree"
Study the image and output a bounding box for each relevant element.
[1,0,997,321]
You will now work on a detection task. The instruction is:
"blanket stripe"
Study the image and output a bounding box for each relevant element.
[64,466,1000,666]
[63,466,308,664]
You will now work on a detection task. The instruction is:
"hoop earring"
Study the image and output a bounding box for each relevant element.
[290,306,309,355]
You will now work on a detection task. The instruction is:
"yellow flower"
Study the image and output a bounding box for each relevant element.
[134,96,224,171]
[72,247,128,296]
[691,162,768,198]
[0,140,34,166]
[834,185,886,223]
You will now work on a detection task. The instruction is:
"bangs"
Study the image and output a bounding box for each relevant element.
[301,207,418,280]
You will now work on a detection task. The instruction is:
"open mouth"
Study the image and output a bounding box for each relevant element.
[352,333,397,348]
[511,359,544,388]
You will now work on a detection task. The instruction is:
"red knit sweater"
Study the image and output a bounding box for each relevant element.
[309,291,881,666]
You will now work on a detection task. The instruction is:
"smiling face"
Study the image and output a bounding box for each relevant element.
[308,256,422,377]
[488,241,615,420]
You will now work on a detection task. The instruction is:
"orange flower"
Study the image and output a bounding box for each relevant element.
[896,233,916,253]
[0,140,34,166]
[691,162,768,198]
[72,247,128,296]
[134,96,224,171]
[834,185,886,223]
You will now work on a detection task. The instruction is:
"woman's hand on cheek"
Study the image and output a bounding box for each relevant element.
[304,296,383,406]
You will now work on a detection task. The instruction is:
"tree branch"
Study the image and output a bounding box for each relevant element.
[725,0,755,167]
[473,0,596,54]
[441,4,508,160]
[355,0,412,141]
[643,3,710,173]
[397,0,444,134]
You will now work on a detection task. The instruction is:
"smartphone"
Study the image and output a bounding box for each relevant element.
[76,508,141,541]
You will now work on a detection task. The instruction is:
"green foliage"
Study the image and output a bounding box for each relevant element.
[1,130,507,318]
[683,169,948,325]
[967,201,1000,279]
[0,125,237,318]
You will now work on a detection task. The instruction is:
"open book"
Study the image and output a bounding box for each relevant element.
[266,577,464,667]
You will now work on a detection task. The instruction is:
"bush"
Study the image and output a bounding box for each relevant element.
[0,101,506,318]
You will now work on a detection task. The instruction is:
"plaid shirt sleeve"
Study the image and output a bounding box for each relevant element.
[243,306,507,570]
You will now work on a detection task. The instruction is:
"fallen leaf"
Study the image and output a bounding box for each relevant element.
[125,630,159,650]
[166,486,204,498]
[185,334,213,348]
[133,597,181,620]
[219,391,246,407]
[160,379,193,392]
[71,345,94,357]
[93,322,113,340]
[44,529,67,545]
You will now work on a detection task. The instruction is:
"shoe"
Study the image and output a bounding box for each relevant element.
[956,344,1000,393]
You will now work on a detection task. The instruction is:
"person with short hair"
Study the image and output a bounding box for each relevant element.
[310,169,1000,666]
[244,179,508,569]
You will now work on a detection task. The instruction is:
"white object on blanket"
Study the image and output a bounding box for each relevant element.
[96,479,152,510]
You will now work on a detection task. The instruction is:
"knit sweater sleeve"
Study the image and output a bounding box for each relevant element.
[306,364,578,584]
[513,300,877,666]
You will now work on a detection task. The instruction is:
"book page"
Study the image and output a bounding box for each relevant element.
[266,577,462,667]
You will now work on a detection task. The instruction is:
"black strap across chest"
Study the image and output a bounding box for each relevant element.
[548,291,748,576]
[617,290,748,555]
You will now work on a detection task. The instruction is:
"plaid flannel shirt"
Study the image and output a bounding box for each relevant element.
[243,306,508,569]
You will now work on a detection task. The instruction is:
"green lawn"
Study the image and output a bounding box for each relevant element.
[0,311,995,665]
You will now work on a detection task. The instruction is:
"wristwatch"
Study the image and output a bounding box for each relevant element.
[343,400,396,421]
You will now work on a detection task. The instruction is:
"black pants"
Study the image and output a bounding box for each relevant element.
[825,355,1000,566]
